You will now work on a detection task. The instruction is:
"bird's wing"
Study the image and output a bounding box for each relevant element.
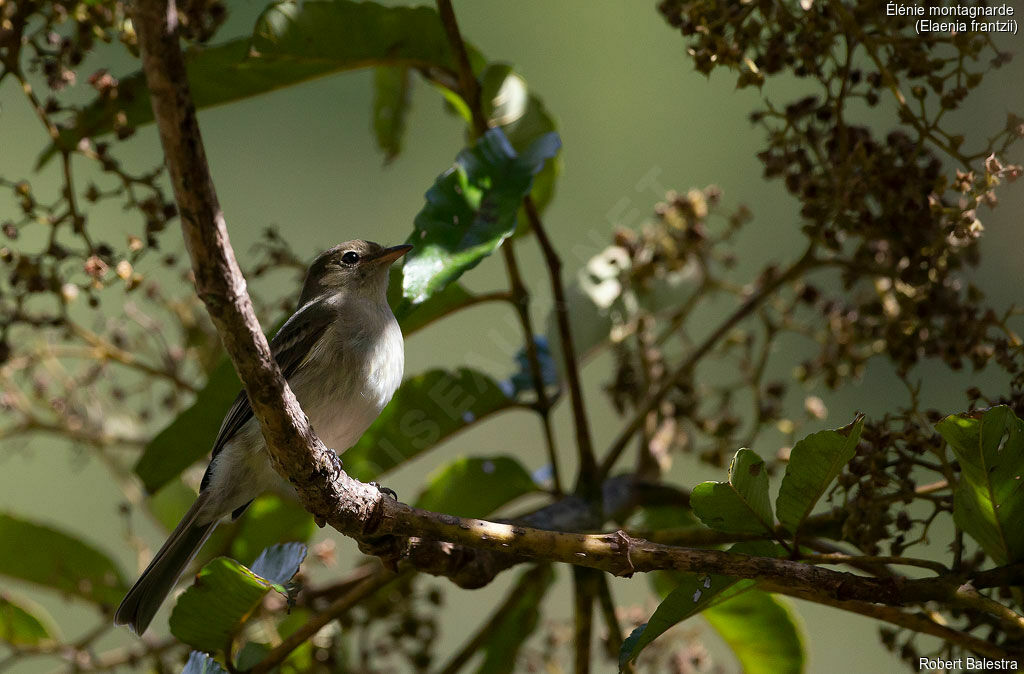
[201,300,336,489]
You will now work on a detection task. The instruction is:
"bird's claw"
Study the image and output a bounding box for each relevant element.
[327,449,343,478]
[370,482,398,501]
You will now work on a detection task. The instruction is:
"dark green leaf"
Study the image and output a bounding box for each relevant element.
[183,650,228,674]
[231,496,314,566]
[41,0,483,167]
[233,643,270,671]
[149,479,203,532]
[250,543,306,586]
[372,66,412,163]
[691,448,774,535]
[621,541,780,667]
[170,558,272,653]
[343,368,519,481]
[476,565,555,674]
[502,335,560,401]
[775,416,864,535]
[620,504,700,533]
[0,513,126,605]
[479,64,561,219]
[703,590,805,674]
[937,406,1024,564]
[135,357,241,494]
[402,129,561,304]
[0,594,58,646]
[389,277,477,336]
[414,456,538,518]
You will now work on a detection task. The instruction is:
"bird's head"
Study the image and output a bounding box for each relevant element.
[299,240,412,306]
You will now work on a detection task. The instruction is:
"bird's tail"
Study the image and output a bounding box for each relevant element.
[114,492,218,634]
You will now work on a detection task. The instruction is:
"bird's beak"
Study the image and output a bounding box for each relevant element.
[369,244,413,266]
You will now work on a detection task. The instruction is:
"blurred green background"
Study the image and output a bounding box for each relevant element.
[2,1,1022,671]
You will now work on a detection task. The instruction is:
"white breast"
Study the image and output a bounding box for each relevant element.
[293,300,404,453]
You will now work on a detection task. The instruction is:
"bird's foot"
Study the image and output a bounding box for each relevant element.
[370,482,398,501]
[327,449,344,478]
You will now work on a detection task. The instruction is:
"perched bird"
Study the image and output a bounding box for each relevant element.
[115,240,411,634]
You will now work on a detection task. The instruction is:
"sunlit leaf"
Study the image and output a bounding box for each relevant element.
[937,405,1024,564]
[171,558,270,652]
[414,456,538,518]
[775,416,864,536]
[691,448,774,535]
[703,590,805,674]
[0,513,126,605]
[389,277,476,336]
[402,129,561,304]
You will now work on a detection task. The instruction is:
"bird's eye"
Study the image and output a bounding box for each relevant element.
[341,251,360,265]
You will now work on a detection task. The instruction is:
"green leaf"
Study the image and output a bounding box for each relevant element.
[0,594,58,646]
[502,336,560,401]
[703,590,805,674]
[414,456,538,518]
[621,541,780,667]
[475,565,555,674]
[775,416,865,535]
[691,448,774,535]
[183,650,228,674]
[135,357,241,494]
[231,496,314,566]
[250,543,307,586]
[937,406,1024,564]
[479,64,561,218]
[389,277,476,336]
[373,66,413,163]
[0,513,126,605]
[343,368,519,481]
[402,129,561,304]
[170,558,273,653]
[41,0,483,167]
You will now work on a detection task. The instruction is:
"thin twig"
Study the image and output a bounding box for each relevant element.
[572,566,597,674]
[501,243,564,493]
[595,574,630,669]
[598,245,819,478]
[523,197,600,495]
[249,570,398,673]
[759,581,1021,660]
